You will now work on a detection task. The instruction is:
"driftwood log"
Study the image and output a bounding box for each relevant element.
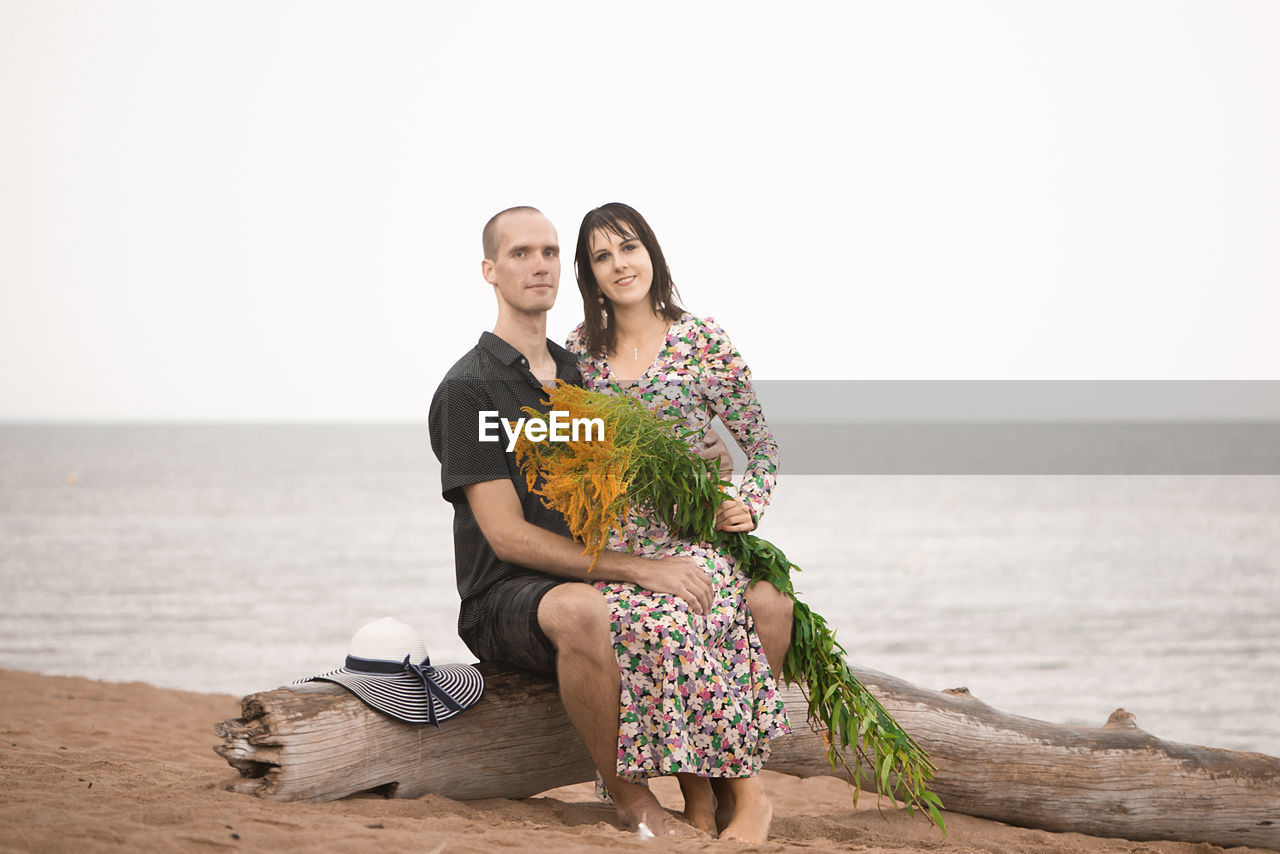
[215,663,1280,850]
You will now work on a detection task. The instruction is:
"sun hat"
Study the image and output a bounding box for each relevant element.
[298,617,483,727]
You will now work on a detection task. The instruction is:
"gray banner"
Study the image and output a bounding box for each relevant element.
[729,382,1280,474]
[751,380,1280,423]
[761,422,1280,475]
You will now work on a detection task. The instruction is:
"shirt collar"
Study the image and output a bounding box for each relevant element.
[478,331,579,377]
[477,331,525,367]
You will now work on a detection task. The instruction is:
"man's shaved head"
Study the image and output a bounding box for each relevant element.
[482,205,544,260]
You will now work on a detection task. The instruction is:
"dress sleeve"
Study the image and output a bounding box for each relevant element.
[564,323,587,358]
[565,323,607,389]
[696,316,779,523]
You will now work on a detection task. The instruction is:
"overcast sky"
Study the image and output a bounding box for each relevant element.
[2,1,1277,421]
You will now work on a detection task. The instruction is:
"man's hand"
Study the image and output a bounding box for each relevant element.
[714,498,755,532]
[631,555,714,616]
[698,427,734,480]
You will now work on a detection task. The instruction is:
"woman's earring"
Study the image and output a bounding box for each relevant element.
[597,295,605,305]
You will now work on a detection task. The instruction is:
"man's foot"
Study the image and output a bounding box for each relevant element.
[677,774,717,836]
[611,781,675,838]
[718,777,773,845]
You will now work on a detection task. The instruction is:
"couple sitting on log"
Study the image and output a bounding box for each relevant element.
[266,202,1280,852]
[425,203,796,842]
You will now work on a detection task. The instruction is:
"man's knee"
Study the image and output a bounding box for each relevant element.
[537,583,611,650]
[747,580,795,632]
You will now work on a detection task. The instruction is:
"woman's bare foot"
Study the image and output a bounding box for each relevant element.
[610,780,674,838]
[711,778,735,834]
[718,777,773,845]
[676,773,718,836]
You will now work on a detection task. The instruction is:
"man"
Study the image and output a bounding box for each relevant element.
[428,206,792,839]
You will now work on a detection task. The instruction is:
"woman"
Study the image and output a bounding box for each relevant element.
[565,202,789,843]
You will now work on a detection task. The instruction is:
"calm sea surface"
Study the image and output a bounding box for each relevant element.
[1,425,1277,757]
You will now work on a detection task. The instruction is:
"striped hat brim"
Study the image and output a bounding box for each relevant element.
[301,662,484,725]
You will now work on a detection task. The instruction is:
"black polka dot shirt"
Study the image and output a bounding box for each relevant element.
[428,332,583,637]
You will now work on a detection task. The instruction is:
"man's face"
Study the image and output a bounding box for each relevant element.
[482,210,560,316]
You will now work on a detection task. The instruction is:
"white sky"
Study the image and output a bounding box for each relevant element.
[1,1,1278,420]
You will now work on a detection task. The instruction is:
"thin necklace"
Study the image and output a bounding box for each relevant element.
[620,321,667,364]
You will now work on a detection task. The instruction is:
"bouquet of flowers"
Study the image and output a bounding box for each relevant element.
[515,382,944,829]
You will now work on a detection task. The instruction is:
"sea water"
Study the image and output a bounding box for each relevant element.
[0,424,1276,756]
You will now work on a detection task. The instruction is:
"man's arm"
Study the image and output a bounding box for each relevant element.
[463,479,713,615]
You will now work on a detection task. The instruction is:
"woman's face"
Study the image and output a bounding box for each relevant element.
[589,227,654,311]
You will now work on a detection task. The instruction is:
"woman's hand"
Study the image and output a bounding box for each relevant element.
[714,498,755,532]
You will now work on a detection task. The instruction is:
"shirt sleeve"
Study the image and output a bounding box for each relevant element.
[696,316,779,523]
[428,377,513,504]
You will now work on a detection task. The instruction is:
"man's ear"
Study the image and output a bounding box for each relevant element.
[481,258,497,285]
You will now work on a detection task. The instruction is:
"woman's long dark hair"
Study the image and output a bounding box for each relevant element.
[574,202,685,358]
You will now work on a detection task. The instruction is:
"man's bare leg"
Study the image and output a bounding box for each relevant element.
[676,774,717,835]
[718,776,773,844]
[746,578,795,681]
[538,583,673,836]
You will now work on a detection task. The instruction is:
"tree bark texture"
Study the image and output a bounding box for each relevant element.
[214,662,1280,850]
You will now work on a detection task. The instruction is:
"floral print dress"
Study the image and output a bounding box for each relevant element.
[565,313,790,786]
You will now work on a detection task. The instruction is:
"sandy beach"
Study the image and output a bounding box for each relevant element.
[0,668,1273,854]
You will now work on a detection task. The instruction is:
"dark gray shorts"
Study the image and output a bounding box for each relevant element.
[462,573,564,675]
